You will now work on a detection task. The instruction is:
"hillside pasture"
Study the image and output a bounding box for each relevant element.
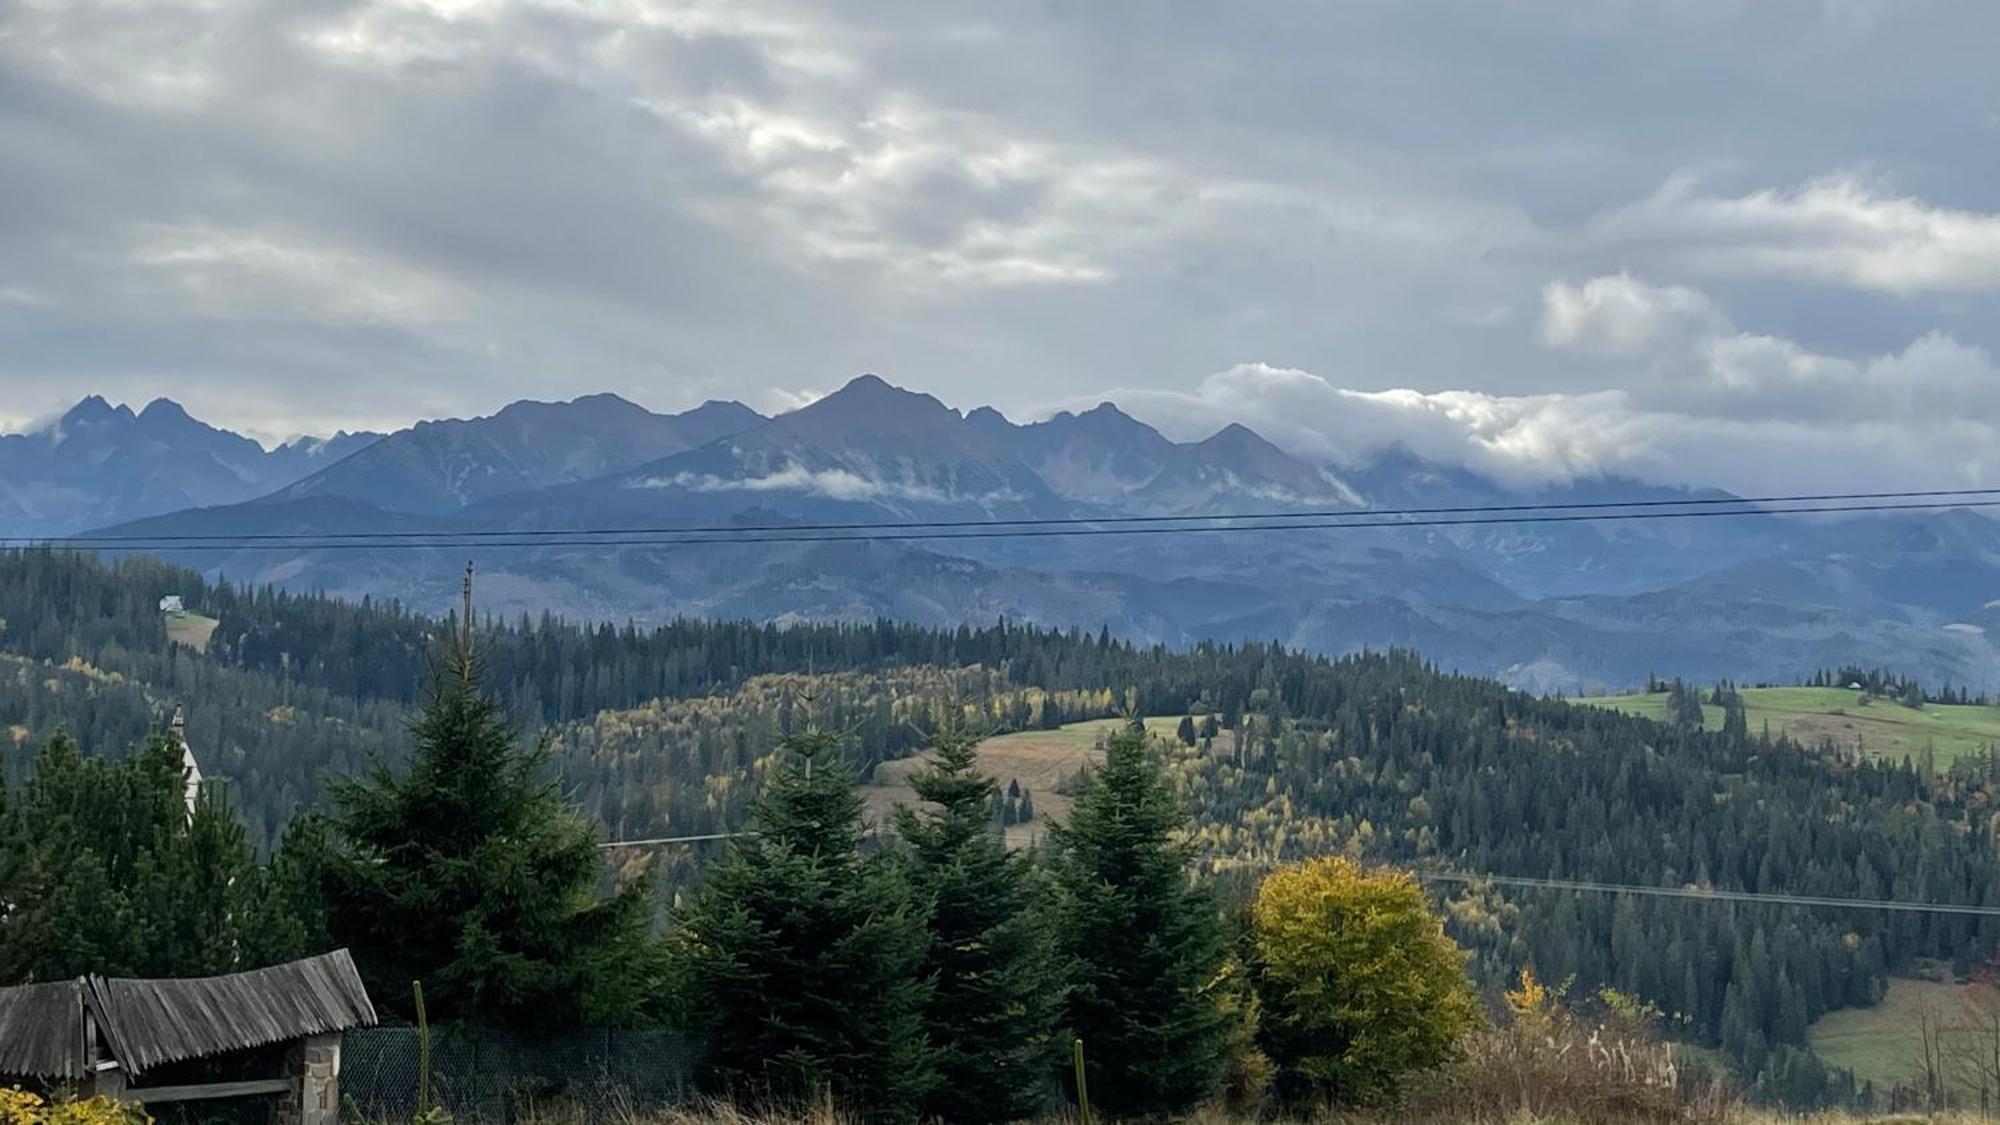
[164,609,220,653]
[863,716,1206,848]
[1579,686,2000,767]
[1809,976,1999,1104]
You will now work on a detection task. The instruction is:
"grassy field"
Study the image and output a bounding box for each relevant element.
[863,716,1207,847]
[1578,686,2000,767]
[495,1100,1991,1124]
[163,609,220,652]
[1808,976,1996,1101]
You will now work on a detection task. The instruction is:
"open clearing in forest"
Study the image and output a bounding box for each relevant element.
[863,716,1206,848]
[164,610,220,653]
[1578,686,2000,768]
[1808,976,1996,1100]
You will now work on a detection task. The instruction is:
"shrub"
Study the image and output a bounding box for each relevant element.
[0,1088,150,1125]
[1408,970,1728,1125]
[1247,857,1479,1106]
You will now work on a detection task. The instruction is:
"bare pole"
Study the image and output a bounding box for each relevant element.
[458,560,475,681]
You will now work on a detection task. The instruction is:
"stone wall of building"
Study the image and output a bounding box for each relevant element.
[273,1032,342,1125]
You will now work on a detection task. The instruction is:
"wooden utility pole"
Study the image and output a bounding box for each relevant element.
[457,561,475,679]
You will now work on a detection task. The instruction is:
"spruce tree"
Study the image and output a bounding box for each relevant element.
[894,721,1062,1123]
[320,648,657,1027]
[668,726,935,1121]
[134,783,278,974]
[0,731,287,981]
[1052,720,1231,1117]
[1723,699,1750,738]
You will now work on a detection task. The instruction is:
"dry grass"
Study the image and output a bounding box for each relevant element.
[365,983,1931,1125]
[484,1104,1989,1124]
[862,717,1231,848]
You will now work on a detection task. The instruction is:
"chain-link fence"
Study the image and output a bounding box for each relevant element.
[341,1026,704,1123]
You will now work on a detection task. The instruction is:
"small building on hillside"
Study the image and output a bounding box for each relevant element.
[0,950,377,1125]
[159,595,184,614]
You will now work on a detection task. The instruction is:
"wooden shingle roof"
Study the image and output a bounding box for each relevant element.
[0,980,86,1079]
[0,951,377,1080]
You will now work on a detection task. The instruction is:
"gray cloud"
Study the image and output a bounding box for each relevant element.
[3,0,2000,488]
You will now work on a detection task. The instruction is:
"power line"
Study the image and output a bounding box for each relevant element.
[598,831,749,848]
[33,485,2000,545]
[591,832,2000,918]
[1416,870,2000,918]
[12,496,2000,553]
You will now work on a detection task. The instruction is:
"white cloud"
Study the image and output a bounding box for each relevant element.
[758,387,828,413]
[1079,275,2000,497]
[629,464,943,502]
[626,462,1023,505]
[1539,275,2000,425]
[1539,274,1722,357]
[633,87,1278,290]
[1586,175,2000,296]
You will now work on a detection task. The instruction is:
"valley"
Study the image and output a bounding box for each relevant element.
[1808,977,1991,1101]
[4,548,1997,1115]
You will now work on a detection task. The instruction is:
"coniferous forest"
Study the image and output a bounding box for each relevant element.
[6,548,2000,1112]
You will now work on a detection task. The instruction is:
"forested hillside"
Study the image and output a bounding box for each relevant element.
[6,547,2000,1101]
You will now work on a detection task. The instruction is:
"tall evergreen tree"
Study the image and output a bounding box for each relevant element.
[1052,720,1231,1118]
[894,720,1062,1123]
[319,646,657,1027]
[668,726,936,1121]
[1723,699,1750,738]
[0,731,289,981]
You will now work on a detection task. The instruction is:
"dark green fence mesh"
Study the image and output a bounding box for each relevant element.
[148,1096,277,1125]
[341,1026,703,1123]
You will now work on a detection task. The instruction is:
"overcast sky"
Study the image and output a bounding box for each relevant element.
[6,0,2000,493]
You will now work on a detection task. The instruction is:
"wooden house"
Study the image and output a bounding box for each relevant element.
[0,950,377,1124]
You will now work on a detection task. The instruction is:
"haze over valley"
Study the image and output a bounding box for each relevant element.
[12,376,2000,692]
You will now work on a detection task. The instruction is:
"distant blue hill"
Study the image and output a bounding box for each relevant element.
[44,375,2000,691]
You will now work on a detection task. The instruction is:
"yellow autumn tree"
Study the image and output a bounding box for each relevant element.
[0,1088,148,1125]
[1249,856,1479,1106]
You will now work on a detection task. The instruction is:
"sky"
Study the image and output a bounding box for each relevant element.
[6,0,2000,493]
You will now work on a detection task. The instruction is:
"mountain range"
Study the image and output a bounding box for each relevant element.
[11,376,2000,691]
[0,397,380,538]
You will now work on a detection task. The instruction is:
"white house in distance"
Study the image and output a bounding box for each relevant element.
[159,595,184,614]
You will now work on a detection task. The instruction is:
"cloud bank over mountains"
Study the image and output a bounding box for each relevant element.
[1089,273,2000,495]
